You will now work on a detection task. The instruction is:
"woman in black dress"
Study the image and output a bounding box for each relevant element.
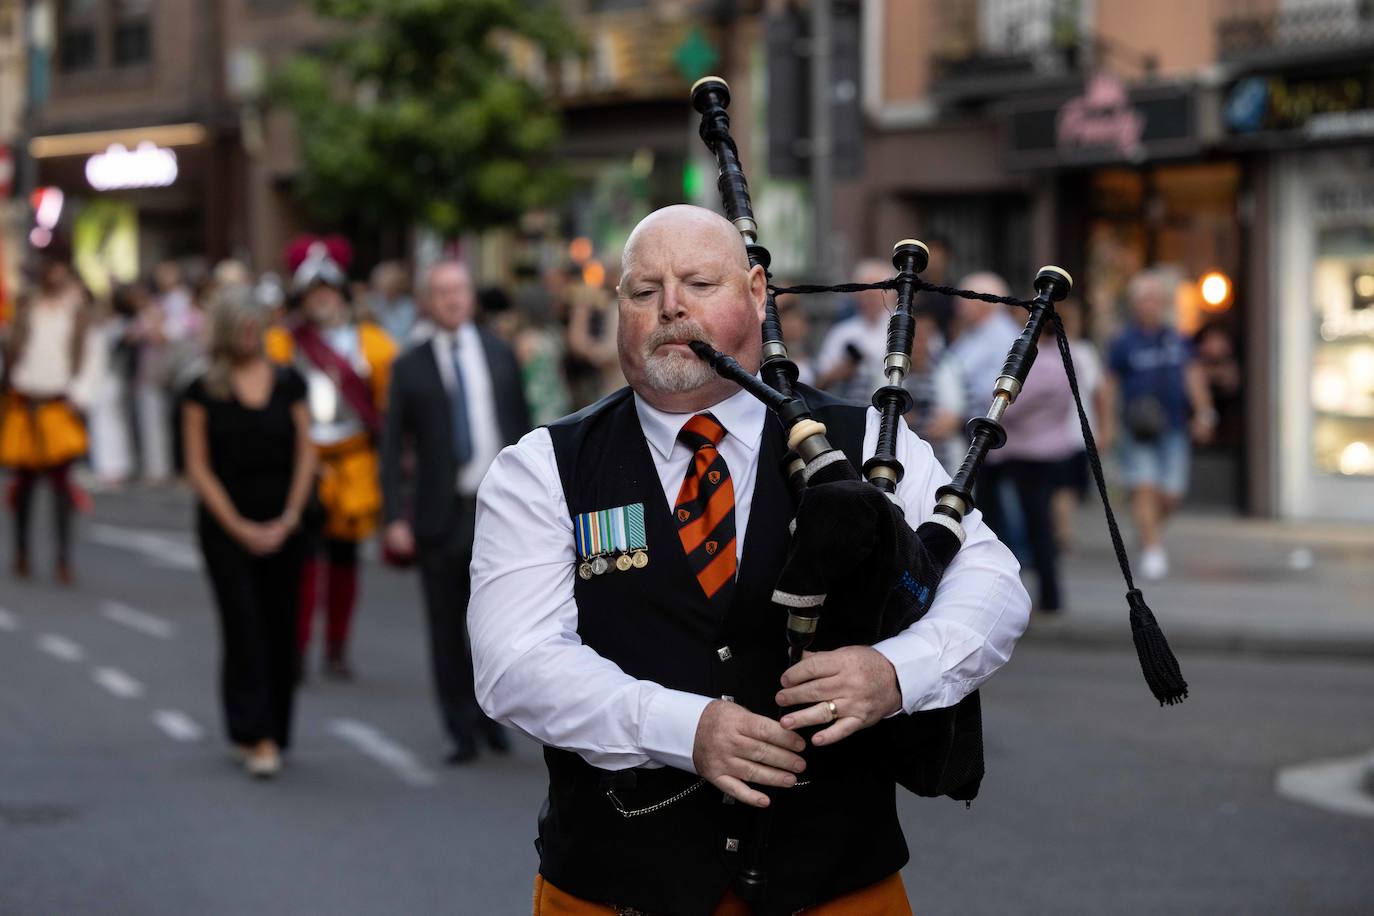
[183,288,317,779]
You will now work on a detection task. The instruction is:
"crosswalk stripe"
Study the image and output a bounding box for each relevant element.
[92,666,145,699]
[36,633,85,662]
[152,709,205,742]
[101,601,175,639]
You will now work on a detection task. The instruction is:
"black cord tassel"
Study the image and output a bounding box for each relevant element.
[1127,589,1189,706]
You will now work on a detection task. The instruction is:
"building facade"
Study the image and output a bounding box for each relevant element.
[850,0,1374,523]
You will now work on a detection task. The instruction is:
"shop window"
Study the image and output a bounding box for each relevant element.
[1311,226,1374,477]
[114,0,152,67]
[59,0,99,72]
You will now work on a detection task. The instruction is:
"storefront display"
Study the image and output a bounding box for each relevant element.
[1272,149,1374,519]
[1310,225,1374,477]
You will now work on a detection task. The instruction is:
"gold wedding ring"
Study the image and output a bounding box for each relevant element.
[826,700,838,720]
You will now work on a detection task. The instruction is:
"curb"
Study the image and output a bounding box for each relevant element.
[1020,618,1374,661]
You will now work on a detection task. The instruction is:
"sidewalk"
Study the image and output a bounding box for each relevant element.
[1024,506,1374,659]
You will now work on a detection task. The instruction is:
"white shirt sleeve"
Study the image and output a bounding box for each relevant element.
[867,409,1032,713]
[468,428,711,773]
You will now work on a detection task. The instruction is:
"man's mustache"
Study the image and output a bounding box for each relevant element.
[643,322,709,354]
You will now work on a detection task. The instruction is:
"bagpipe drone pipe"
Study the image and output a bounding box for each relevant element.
[689,75,1189,794]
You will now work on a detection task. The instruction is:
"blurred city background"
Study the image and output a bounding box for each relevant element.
[0,1,1371,913]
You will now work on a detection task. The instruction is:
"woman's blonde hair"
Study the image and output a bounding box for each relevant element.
[202,285,266,399]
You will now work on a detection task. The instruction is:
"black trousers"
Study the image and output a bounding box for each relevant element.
[416,495,484,744]
[979,459,1062,611]
[198,515,306,748]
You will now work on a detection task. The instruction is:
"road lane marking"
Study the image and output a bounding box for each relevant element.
[36,634,85,662]
[152,709,205,742]
[86,523,201,572]
[328,718,438,788]
[100,601,175,639]
[92,667,145,699]
[1276,750,1374,818]
[0,608,18,631]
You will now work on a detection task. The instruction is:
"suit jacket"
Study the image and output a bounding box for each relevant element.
[381,327,530,542]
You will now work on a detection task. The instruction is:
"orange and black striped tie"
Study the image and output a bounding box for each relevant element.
[674,413,736,605]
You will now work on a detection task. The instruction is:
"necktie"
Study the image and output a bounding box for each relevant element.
[450,337,474,466]
[673,413,736,604]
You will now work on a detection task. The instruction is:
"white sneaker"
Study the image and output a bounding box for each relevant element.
[1140,545,1169,581]
[245,747,281,780]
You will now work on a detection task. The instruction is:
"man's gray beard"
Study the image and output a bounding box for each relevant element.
[642,351,717,393]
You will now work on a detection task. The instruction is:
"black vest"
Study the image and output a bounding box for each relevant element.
[541,386,908,916]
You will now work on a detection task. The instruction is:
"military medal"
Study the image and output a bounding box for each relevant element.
[625,503,649,570]
[575,503,650,576]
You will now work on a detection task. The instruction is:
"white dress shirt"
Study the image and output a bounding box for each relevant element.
[10,294,106,410]
[469,388,1030,773]
[431,323,503,496]
[815,313,889,401]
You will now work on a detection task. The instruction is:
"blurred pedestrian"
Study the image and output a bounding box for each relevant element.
[494,280,570,428]
[777,295,815,386]
[944,271,1022,420]
[903,309,963,472]
[87,283,142,489]
[944,272,1024,555]
[978,324,1077,613]
[184,287,317,779]
[1104,269,1217,580]
[0,255,103,583]
[267,236,398,679]
[1193,320,1242,446]
[815,258,892,401]
[920,234,957,342]
[1050,299,1107,551]
[368,260,418,344]
[565,280,623,405]
[381,260,530,764]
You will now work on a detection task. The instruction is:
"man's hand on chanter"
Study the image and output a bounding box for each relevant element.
[692,699,807,809]
[776,646,903,747]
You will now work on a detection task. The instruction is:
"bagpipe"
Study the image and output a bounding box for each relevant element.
[688,75,1188,906]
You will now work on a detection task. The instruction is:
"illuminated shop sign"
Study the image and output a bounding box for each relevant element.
[85,142,179,191]
[1225,70,1374,139]
[1004,76,1197,170]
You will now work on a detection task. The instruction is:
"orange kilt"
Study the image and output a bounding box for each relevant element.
[316,435,382,542]
[533,872,911,916]
[0,393,87,470]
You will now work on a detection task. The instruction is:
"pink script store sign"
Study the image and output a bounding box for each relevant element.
[1056,74,1146,159]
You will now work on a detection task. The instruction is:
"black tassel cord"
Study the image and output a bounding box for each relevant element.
[771,277,1190,706]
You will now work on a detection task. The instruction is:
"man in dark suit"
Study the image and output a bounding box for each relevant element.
[381,260,530,763]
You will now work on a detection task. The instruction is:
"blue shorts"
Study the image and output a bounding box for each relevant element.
[1119,429,1190,496]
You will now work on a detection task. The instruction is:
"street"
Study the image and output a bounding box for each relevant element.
[1,490,1372,915]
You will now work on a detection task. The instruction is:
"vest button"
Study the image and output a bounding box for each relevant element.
[716,646,732,661]
[725,838,740,853]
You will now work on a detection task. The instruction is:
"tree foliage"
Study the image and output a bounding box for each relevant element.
[275,0,577,236]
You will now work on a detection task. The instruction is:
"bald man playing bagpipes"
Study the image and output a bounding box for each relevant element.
[469,205,1031,916]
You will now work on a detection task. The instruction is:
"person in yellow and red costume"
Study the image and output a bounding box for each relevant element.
[267,237,397,680]
[1,255,104,584]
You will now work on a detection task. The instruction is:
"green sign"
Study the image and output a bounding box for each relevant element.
[674,27,718,83]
